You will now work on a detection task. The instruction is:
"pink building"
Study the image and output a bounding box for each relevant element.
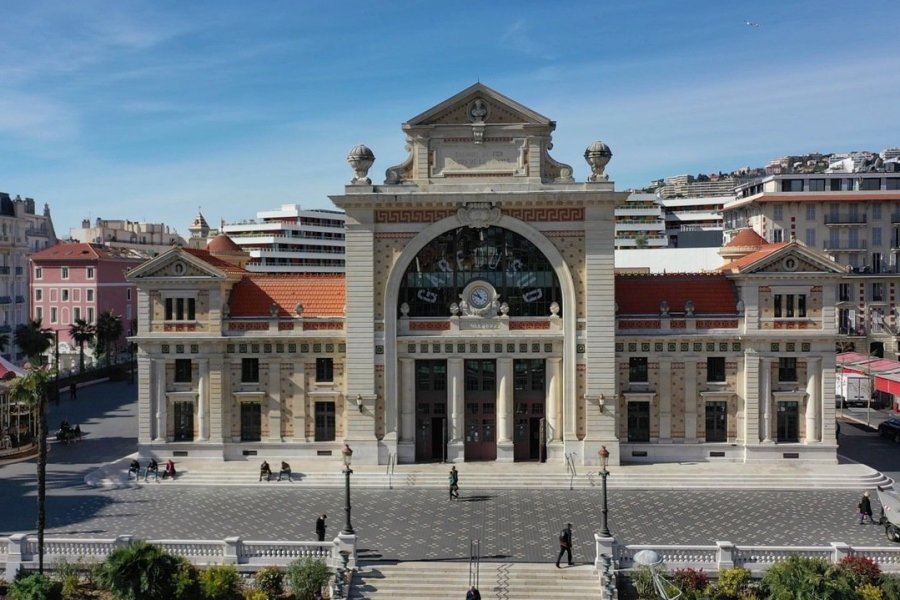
[29,243,148,361]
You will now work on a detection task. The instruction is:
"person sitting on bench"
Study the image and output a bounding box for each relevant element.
[277,461,292,482]
[259,460,272,482]
[127,459,141,479]
[162,459,176,479]
[144,458,159,482]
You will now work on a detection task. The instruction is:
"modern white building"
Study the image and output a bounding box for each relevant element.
[614,193,666,249]
[221,204,346,273]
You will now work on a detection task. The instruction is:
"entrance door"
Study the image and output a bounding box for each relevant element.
[705,401,727,442]
[465,359,496,461]
[776,401,799,442]
[415,360,447,462]
[627,402,650,442]
[173,401,194,442]
[513,359,546,461]
[241,402,261,442]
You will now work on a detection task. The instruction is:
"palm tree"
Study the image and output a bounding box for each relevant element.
[95,310,123,367]
[14,319,54,364]
[69,319,96,373]
[11,363,54,573]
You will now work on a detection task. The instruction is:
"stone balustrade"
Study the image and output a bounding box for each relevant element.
[1,534,353,579]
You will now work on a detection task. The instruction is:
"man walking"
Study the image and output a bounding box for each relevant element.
[449,466,460,500]
[316,514,327,541]
[556,523,574,568]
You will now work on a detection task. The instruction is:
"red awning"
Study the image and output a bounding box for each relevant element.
[875,374,900,397]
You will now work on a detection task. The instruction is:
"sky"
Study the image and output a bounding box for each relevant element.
[1,1,898,238]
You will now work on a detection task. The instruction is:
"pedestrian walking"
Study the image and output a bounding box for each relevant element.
[859,491,875,524]
[316,514,327,541]
[449,466,459,500]
[70,383,77,400]
[466,585,481,600]
[556,523,574,567]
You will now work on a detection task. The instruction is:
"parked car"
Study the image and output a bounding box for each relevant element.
[878,418,900,443]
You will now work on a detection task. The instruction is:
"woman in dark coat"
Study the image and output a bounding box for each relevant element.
[859,491,874,524]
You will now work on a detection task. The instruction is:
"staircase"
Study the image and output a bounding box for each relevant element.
[349,561,601,600]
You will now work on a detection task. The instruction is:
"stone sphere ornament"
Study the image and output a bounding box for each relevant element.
[584,140,612,182]
[347,144,375,184]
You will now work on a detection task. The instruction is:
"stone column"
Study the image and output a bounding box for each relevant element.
[658,358,672,442]
[267,361,282,442]
[292,361,307,442]
[735,356,745,444]
[546,357,562,442]
[154,359,167,442]
[208,355,225,444]
[197,359,209,442]
[761,358,773,442]
[448,358,465,462]
[398,358,415,462]
[496,357,514,462]
[805,357,821,443]
[684,359,697,442]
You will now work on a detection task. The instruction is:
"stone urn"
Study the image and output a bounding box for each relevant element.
[584,141,612,182]
[347,144,375,184]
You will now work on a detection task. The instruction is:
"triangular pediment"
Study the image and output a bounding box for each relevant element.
[737,242,847,275]
[127,247,227,281]
[405,83,553,128]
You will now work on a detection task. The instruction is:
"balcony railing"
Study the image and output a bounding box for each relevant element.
[824,215,867,225]
[823,240,867,251]
[0,296,12,305]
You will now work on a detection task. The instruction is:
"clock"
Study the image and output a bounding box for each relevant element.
[468,285,491,309]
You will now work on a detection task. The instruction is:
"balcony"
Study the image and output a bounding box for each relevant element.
[0,296,12,305]
[824,215,867,226]
[15,295,24,303]
[0,267,10,275]
[823,240,867,252]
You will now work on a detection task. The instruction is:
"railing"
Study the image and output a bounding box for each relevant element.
[386,452,396,490]
[469,539,481,591]
[1,534,353,579]
[565,452,577,490]
[597,537,900,575]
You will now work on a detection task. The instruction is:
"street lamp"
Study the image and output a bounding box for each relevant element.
[342,444,354,535]
[598,445,611,538]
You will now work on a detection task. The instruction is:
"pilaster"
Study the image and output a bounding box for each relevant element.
[684,359,697,442]
[805,357,821,443]
[197,358,209,441]
[267,361,282,442]
[658,358,672,442]
[496,357,514,462]
[448,358,465,462]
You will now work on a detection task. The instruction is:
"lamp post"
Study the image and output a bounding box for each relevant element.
[598,445,611,538]
[342,444,354,535]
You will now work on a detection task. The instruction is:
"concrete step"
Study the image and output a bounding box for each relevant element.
[349,562,601,600]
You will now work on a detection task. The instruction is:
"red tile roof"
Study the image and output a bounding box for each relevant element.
[724,228,767,248]
[719,242,788,272]
[182,248,248,276]
[206,233,244,254]
[229,274,346,318]
[30,242,146,262]
[615,273,738,316]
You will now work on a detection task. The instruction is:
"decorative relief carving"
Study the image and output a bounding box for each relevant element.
[303,322,344,331]
[697,320,740,329]
[375,209,455,224]
[617,320,662,329]
[409,321,451,331]
[163,323,199,332]
[509,321,551,330]
[458,203,502,229]
[229,322,268,331]
[505,208,584,222]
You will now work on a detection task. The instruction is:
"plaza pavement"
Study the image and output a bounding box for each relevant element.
[2,381,899,565]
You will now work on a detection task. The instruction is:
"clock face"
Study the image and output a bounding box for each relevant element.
[469,286,491,309]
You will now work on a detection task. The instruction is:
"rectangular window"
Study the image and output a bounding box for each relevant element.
[805,228,816,247]
[781,179,803,192]
[126,288,132,300]
[830,179,842,191]
[35,306,43,321]
[62,289,69,302]
[887,178,900,190]
[873,228,882,246]
[873,204,882,220]
[51,307,58,323]
[241,358,259,383]
[61,267,69,280]
[772,229,784,243]
[707,357,726,383]
[34,289,42,302]
[873,282,885,302]
[873,252,883,274]
[806,204,816,220]
[174,359,192,383]
[839,283,851,302]
[808,179,825,192]
[34,267,42,279]
[73,307,80,321]
[314,402,336,441]
[774,294,806,318]
[861,178,881,191]
[316,357,334,382]
[705,401,727,443]
[88,307,94,323]
[86,267,95,279]
[778,357,797,382]
[165,297,196,321]
[774,294,782,317]
[86,289,94,302]
[773,205,783,220]
[629,357,648,383]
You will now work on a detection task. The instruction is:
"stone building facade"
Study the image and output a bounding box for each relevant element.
[127,84,841,465]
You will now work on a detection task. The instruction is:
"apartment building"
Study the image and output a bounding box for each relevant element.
[69,218,186,256]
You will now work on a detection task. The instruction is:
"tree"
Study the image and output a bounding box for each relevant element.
[14,319,54,364]
[69,318,96,373]
[11,363,54,573]
[95,310,123,367]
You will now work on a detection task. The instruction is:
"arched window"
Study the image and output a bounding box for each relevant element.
[398,226,561,317]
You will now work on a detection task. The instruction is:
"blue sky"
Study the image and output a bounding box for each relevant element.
[1,1,898,238]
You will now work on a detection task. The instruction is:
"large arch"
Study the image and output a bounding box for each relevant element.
[382,213,579,460]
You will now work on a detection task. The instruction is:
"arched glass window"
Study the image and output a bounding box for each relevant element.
[398,226,561,317]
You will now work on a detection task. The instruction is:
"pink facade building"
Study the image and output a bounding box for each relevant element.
[29,243,147,363]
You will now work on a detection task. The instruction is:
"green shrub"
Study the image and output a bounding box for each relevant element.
[761,556,854,600]
[173,558,201,600]
[286,558,331,600]
[838,554,882,587]
[243,590,269,600]
[710,566,752,600]
[52,558,81,598]
[9,573,61,600]
[254,567,284,599]
[880,574,900,598]
[200,564,243,600]
[97,541,182,600]
[858,583,883,600]
[672,567,709,599]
